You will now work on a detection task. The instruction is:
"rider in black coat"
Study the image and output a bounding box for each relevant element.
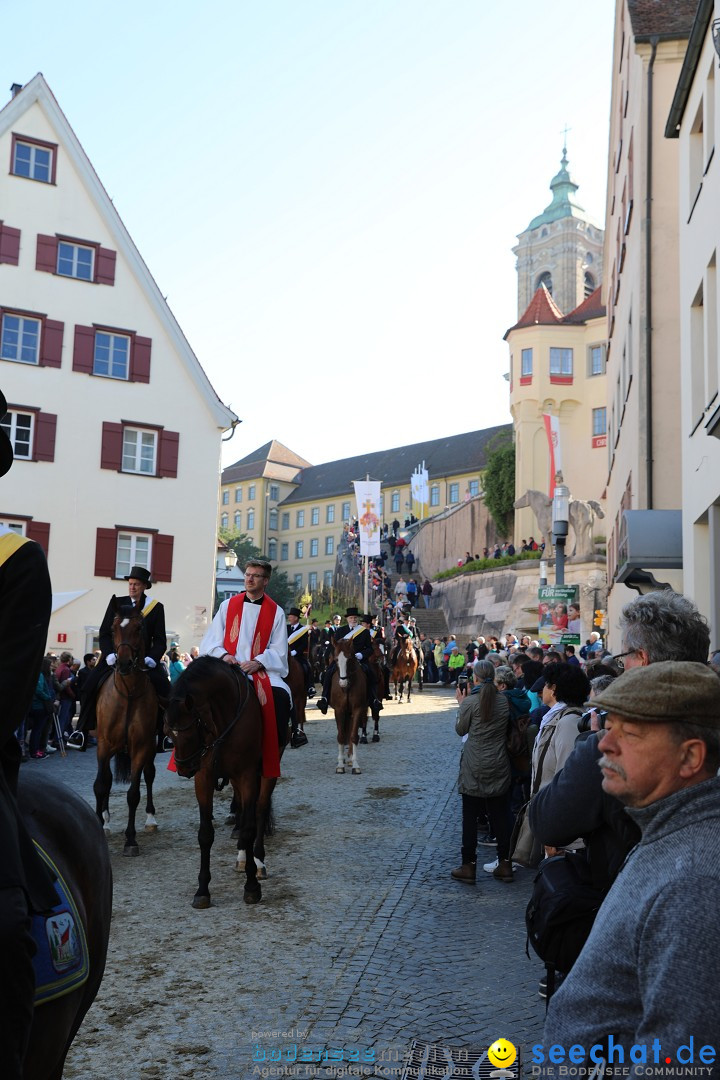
[316,608,382,715]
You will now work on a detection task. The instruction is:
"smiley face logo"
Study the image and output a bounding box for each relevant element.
[487,1039,517,1069]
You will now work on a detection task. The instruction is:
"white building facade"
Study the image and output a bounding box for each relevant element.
[0,76,236,655]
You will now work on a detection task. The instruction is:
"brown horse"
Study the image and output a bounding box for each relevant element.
[392,637,418,704]
[165,655,269,907]
[93,606,158,856]
[287,653,307,736]
[18,771,112,1080]
[359,640,384,744]
[329,638,367,774]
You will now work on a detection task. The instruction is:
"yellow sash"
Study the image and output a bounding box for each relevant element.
[343,625,366,641]
[288,625,309,645]
[141,598,159,618]
[0,531,29,567]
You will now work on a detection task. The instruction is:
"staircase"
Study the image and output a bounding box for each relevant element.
[378,538,449,639]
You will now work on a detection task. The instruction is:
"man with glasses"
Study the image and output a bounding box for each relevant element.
[200,560,307,754]
[529,590,711,994]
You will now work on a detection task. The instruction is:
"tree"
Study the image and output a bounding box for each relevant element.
[219,529,294,611]
[483,436,515,537]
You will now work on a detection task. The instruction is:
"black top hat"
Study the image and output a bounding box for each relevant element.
[124,565,153,588]
[0,391,13,478]
[345,606,359,617]
[288,607,302,617]
[360,613,373,624]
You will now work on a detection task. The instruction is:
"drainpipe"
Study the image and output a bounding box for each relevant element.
[645,36,658,509]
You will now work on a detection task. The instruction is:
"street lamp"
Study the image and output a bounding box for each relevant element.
[552,473,570,585]
[224,548,238,571]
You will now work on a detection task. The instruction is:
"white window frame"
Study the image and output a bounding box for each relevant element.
[247,510,255,530]
[296,541,304,559]
[297,510,305,527]
[589,344,606,377]
[13,140,53,183]
[592,407,607,437]
[311,507,320,525]
[0,518,25,534]
[550,347,573,377]
[115,532,152,580]
[325,536,334,555]
[1,313,41,366]
[121,427,158,476]
[94,331,130,380]
[449,482,460,504]
[0,410,34,459]
[521,348,533,377]
[57,241,94,281]
[310,538,319,557]
[326,504,335,523]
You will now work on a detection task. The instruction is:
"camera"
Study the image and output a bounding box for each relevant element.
[457,675,469,693]
[577,707,608,734]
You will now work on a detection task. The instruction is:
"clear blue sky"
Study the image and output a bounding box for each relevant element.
[2,1,613,467]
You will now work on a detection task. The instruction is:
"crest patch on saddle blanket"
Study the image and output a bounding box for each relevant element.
[31,842,90,1006]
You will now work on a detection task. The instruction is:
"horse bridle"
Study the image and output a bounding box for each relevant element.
[168,665,251,775]
[112,615,152,696]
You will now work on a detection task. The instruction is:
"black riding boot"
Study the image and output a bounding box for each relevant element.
[317,663,336,715]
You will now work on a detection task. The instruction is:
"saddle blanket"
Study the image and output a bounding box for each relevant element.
[31,841,90,1006]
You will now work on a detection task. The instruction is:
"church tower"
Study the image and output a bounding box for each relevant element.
[513,148,604,318]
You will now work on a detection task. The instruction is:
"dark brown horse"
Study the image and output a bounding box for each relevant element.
[392,637,418,704]
[94,606,158,856]
[18,771,112,1080]
[287,653,307,737]
[359,640,384,744]
[329,638,367,774]
[165,656,269,907]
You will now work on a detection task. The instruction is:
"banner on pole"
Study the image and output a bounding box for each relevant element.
[542,414,562,496]
[354,480,381,556]
[538,584,581,646]
[410,462,429,505]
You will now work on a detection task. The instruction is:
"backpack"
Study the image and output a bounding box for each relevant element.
[525,852,606,976]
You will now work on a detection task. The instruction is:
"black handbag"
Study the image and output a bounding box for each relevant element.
[525,851,606,974]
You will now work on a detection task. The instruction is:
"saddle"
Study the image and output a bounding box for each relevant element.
[30,842,90,1006]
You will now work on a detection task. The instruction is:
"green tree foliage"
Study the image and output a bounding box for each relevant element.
[219,530,294,610]
[483,436,515,537]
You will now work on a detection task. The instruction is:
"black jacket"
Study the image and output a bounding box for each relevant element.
[99,591,167,662]
[287,622,309,657]
[334,624,373,661]
[529,732,641,889]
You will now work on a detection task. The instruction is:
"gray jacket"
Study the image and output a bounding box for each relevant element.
[455,687,510,798]
[542,777,720,1075]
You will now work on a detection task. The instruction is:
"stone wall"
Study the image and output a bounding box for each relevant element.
[408,498,504,579]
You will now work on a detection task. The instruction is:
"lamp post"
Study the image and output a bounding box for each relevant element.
[552,473,570,585]
[224,548,238,571]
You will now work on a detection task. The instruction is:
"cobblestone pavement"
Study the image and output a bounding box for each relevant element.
[46,686,545,1080]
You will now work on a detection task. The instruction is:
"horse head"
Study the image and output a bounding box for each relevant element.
[111,605,145,675]
[334,638,358,689]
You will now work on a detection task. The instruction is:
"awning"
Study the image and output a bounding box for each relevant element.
[51,589,90,614]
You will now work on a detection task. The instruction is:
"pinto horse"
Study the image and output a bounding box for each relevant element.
[18,771,112,1080]
[165,656,271,907]
[392,637,418,704]
[94,606,158,856]
[329,638,366,774]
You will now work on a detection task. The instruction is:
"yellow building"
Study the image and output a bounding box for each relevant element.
[219,426,510,598]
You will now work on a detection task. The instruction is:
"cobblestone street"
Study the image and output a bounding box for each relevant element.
[52,687,545,1079]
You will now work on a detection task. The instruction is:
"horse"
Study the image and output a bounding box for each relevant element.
[329,638,367,774]
[165,655,276,907]
[93,605,159,856]
[18,771,112,1080]
[514,489,554,556]
[358,639,385,744]
[392,637,418,704]
[310,638,333,684]
[287,653,308,738]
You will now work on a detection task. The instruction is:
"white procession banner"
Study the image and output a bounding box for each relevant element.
[353,481,381,556]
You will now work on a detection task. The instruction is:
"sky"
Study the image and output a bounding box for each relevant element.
[2,1,614,468]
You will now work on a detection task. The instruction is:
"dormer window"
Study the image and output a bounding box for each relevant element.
[11,134,57,184]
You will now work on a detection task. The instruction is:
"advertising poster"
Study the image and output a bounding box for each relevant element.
[538,584,581,646]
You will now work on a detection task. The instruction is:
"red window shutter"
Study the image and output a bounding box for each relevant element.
[152,534,174,582]
[73,325,95,374]
[95,247,116,286]
[26,521,50,556]
[34,412,57,462]
[131,336,151,383]
[36,234,58,274]
[157,430,179,478]
[0,225,21,265]
[94,528,118,577]
[100,422,123,470]
[40,319,64,368]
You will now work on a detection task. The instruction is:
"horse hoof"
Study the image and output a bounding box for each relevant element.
[244,888,262,905]
[372,734,380,742]
[192,895,211,909]
[144,823,158,832]
[225,814,236,826]
[336,766,345,774]
[360,735,368,744]
[352,767,362,775]
[257,864,268,880]
[123,845,140,858]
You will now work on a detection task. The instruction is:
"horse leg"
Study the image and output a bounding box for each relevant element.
[336,711,346,773]
[406,675,412,704]
[359,711,368,745]
[251,777,276,880]
[144,757,158,831]
[193,768,215,909]
[350,713,361,775]
[123,764,143,856]
[372,705,380,742]
[93,754,113,832]
[227,793,237,829]
[237,770,261,904]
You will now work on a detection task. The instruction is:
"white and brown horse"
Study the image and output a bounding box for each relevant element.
[329,638,367,774]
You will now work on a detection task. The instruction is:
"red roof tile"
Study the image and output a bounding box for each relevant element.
[562,286,606,324]
[505,284,564,336]
[628,0,697,39]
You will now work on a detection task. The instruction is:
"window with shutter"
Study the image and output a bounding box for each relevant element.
[41,320,64,368]
[101,422,179,478]
[74,327,152,383]
[100,423,123,471]
[72,326,95,373]
[36,234,58,273]
[26,520,50,555]
[57,241,94,281]
[152,534,174,582]
[34,412,57,462]
[157,430,179,478]
[11,134,57,183]
[95,248,116,285]
[0,224,21,265]
[0,411,34,458]
[1,312,41,365]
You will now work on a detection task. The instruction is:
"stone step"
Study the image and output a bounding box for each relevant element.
[410,608,449,638]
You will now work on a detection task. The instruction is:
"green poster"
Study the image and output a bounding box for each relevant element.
[538,584,581,647]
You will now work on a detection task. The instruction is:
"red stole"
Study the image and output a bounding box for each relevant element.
[223,592,281,779]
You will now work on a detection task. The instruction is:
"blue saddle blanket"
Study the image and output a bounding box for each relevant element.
[31,842,90,1006]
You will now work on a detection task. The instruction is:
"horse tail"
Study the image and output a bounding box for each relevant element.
[113,750,132,785]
